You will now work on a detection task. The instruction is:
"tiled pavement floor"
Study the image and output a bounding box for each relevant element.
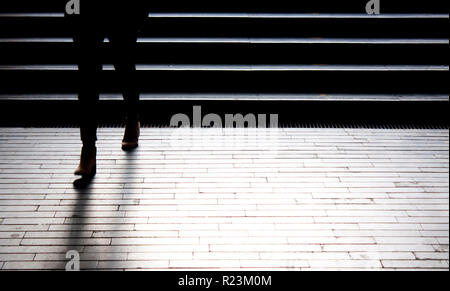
[0,127,448,271]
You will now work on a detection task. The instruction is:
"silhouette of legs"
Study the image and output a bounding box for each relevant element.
[110,31,140,122]
[109,30,141,150]
[75,29,103,146]
[73,27,102,177]
[73,22,141,176]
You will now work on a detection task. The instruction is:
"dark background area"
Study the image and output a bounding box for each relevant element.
[0,0,448,128]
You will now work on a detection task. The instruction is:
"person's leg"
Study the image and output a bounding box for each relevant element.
[74,29,103,176]
[109,30,141,150]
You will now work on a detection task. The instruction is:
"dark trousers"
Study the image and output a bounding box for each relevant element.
[74,25,140,145]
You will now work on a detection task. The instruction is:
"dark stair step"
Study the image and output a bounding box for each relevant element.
[0,65,447,94]
[0,13,448,38]
[0,98,447,128]
[0,39,447,65]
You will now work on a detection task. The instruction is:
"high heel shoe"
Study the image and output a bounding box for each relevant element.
[122,120,140,151]
[74,146,97,177]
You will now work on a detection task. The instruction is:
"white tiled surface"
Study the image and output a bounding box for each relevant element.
[0,127,448,270]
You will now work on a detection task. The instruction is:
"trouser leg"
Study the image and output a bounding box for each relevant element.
[74,31,104,145]
[109,31,140,121]
[78,66,101,145]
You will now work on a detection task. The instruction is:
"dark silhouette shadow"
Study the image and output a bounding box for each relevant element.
[73,175,95,189]
[67,1,148,175]
[102,144,141,270]
[64,178,95,270]
[63,2,148,269]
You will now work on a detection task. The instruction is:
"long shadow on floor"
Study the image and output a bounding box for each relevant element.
[64,175,96,270]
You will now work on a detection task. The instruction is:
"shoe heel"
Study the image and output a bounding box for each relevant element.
[82,163,97,178]
[91,164,97,176]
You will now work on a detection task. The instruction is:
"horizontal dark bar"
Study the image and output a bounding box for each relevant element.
[0,17,448,38]
[0,100,448,128]
[0,70,446,94]
[0,42,448,65]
